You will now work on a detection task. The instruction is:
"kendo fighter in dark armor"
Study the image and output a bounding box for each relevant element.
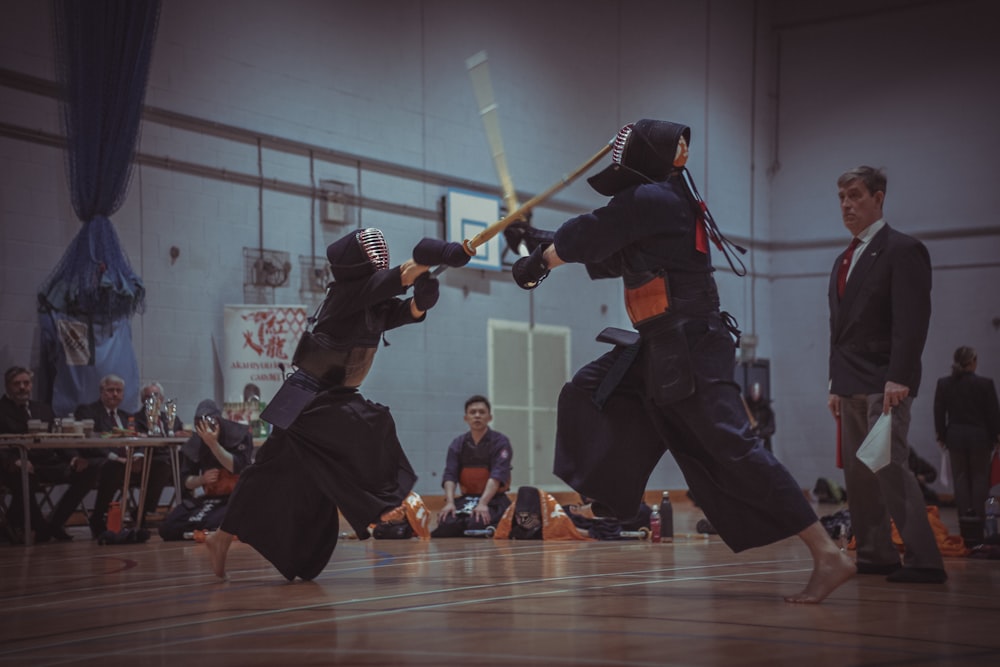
[509,119,855,603]
[207,228,469,581]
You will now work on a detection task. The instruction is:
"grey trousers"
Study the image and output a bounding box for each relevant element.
[840,394,944,569]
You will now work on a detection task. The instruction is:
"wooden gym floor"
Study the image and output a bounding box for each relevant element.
[1,498,998,666]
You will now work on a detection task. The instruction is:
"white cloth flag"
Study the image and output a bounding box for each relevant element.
[857,410,892,472]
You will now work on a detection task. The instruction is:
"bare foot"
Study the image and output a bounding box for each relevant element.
[205,531,230,581]
[784,549,855,603]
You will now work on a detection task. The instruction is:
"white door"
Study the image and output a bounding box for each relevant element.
[488,319,571,490]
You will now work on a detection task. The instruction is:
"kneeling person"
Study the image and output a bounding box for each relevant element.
[432,395,512,537]
[158,400,253,541]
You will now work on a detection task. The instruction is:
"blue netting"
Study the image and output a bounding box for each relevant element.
[39,0,161,320]
[38,216,145,321]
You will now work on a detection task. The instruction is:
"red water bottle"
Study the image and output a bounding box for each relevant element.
[650,505,662,543]
[107,501,122,533]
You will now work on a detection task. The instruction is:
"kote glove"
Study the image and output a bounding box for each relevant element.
[412,274,440,310]
[512,245,550,290]
[412,238,471,268]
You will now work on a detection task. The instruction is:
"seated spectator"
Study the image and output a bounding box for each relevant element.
[75,374,171,537]
[0,366,99,542]
[158,400,252,541]
[134,381,185,436]
[430,395,512,537]
[133,381,187,515]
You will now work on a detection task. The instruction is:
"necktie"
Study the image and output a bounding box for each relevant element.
[23,404,31,419]
[109,410,123,429]
[837,237,862,299]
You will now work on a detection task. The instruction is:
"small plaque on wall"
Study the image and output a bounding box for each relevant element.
[446,189,501,271]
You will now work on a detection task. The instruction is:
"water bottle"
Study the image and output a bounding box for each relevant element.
[107,501,122,533]
[650,505,662,543]
[659,491,674,541]
[985,496,999,544]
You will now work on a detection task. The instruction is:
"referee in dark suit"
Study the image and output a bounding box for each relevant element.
[934,346,1000,520]
[827,166,946,584]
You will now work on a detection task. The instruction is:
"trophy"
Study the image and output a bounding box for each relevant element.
[164,399,178,436]
[144,393,163,436]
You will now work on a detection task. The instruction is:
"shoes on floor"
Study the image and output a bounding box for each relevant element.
[886,567,948,584]
[855,561,902,575]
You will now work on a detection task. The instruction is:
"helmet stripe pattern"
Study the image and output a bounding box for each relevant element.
[356,228,390,270]
[611,124,633,165]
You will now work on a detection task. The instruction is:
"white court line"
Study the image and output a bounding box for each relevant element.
[0,554,816,664]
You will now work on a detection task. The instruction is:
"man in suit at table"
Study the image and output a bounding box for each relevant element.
[75,374,169,537]
[0,366,98,542]
[827,165,946,584]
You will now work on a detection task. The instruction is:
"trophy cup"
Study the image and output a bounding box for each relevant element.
[165,399,178,436]
[144,394,163,436]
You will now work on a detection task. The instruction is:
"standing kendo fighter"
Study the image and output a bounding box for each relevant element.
[206,228,469,581]
[509,119,855,603]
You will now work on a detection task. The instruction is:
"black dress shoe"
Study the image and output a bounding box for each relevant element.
[886,567,948,584]
[856,561,902,575]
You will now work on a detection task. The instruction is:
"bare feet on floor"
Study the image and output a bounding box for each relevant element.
[784,549,855,604]
[204,531,229,581]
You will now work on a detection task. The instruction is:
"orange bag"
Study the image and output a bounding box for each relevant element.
[494,488,594,541]
[890,505,969,557]
[203,468,239,497]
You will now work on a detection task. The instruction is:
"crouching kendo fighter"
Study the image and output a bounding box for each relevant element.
[158,400,253,541]
[510,119,855,603]
[206,229,469,580]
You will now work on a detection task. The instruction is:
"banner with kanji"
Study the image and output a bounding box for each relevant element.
[222,305,308,404]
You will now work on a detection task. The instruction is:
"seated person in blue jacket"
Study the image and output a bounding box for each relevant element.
[431,395,513,537]
[158,400,253,541]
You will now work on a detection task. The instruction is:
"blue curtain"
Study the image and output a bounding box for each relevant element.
[37,0,161,413]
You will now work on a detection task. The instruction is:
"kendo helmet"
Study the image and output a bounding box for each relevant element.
[587,119,691,196]
[326,228,390,281]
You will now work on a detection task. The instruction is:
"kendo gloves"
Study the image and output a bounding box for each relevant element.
[503,219,555,254]
[412,274,440,311]
[512,245,550,290]
[412,238,470,268]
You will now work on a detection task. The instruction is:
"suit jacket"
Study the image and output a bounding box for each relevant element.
[933,372,1000,447]
[75,400,133,457]
[828,223,931,396]
[0,395,70,469]
[0,394,55,435]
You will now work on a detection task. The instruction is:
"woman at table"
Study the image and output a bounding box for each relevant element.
[157,400,252,541]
